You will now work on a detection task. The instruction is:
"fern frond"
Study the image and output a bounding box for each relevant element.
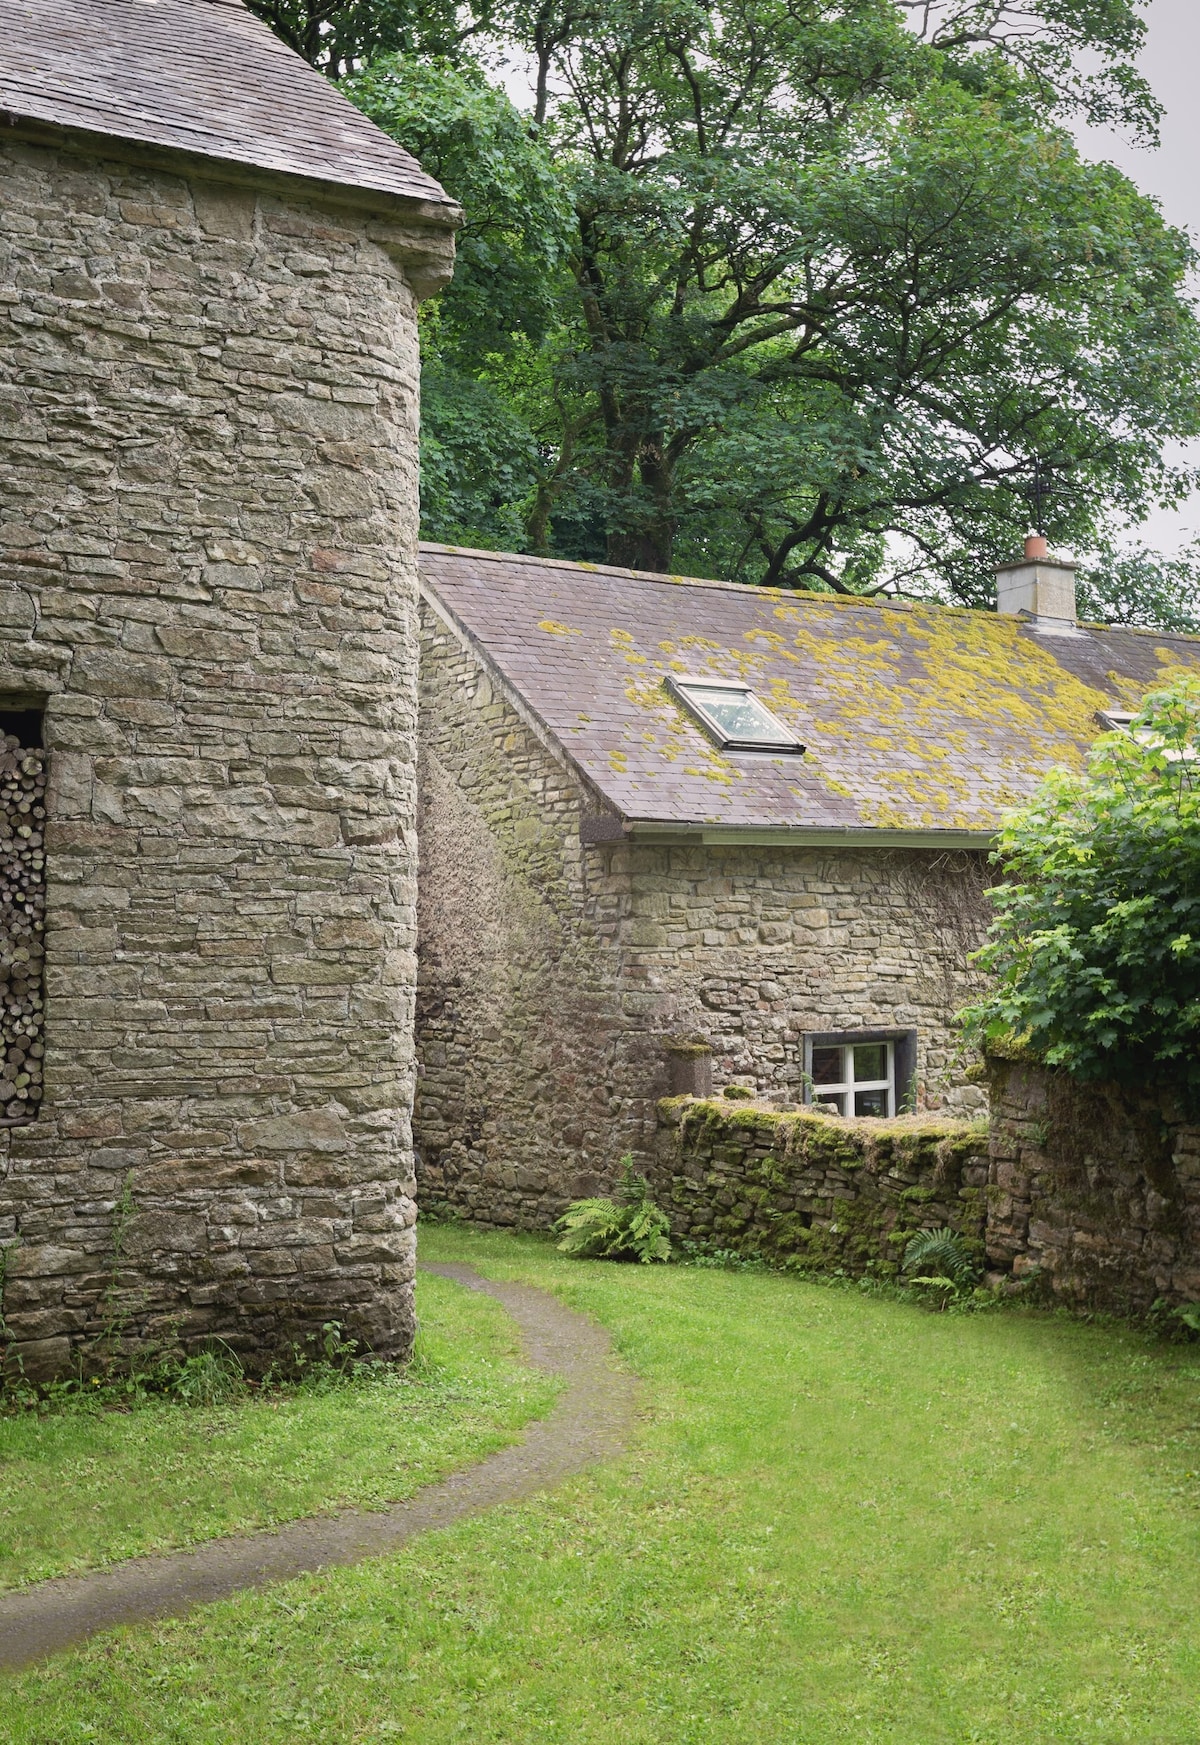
[902,1227,977,1288]
[555,1164,672,1263]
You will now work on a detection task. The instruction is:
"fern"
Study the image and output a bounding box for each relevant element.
[555,1159,672,1264]
[902,1228,978,1289]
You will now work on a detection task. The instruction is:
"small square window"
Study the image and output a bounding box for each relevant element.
[802,1033,913,1118]
[667,676,804,753]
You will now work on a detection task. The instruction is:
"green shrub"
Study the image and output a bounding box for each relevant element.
[555,1160,672,1263]
[961,677,1200,1099]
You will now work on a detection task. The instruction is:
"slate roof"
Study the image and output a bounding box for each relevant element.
[1,0,454,211]
[419,543,1200,840]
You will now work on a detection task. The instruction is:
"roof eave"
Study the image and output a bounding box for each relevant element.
[1,109,462,296]
[625,822,995,850]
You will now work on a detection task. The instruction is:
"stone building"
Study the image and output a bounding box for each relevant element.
[0,0,458,1373]
[415,540,1200,1228]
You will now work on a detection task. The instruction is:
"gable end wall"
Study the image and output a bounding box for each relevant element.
[416,602,635,1226]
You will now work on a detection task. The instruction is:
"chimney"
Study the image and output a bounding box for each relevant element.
[995,535,1078,626]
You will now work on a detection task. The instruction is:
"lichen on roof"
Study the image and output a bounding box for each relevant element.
[419,545,1200,836]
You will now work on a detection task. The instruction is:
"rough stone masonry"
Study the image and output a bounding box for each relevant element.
[0,69,456,1373]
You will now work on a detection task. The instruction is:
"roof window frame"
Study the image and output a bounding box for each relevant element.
[1097,707,1198,762]
[666,675,805,755]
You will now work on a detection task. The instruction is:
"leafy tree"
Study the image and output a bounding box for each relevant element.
[1076,541,1200,634]
[517,0,1196,583]
[259,0,1200,609]
[961,678,1200,1099]
[347,58,573,544]
[244,0,488,78]
[894,0,1160,137]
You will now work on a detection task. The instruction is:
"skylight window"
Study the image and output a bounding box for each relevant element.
[1097,707,1197,761]
[668,677,804,753]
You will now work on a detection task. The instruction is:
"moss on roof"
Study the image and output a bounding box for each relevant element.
[421,545,1200,835]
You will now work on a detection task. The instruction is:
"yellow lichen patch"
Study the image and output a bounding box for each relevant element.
[537,619,581,637]
[1152,646,1200,680]
[761,601,1140,828]
[609,629,635,646]
[744,628,789,651]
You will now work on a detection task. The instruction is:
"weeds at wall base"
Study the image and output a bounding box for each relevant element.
[0,1318,387,1420]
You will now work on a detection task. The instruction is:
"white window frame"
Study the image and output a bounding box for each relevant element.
[666,675,804,754]
[806,1039,896,1119]
[1097,709,1137,733]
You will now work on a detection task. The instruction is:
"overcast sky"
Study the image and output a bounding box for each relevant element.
[1077,0,1200,550]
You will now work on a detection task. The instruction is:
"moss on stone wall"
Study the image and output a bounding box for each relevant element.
[652,1097,989,1273]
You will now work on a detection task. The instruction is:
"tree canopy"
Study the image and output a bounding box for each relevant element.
[251,0,1200,616]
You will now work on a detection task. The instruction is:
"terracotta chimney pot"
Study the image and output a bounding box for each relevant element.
[1024,534,1049,561]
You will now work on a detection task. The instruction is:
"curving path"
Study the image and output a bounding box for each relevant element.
[0,1261,639,1671]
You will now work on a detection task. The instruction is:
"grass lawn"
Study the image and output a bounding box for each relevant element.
[0,1268,557,1590]
[7,1225,1200,1742]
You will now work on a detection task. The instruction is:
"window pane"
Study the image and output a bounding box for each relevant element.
[811,1046,845,1086]
[680,685,793,745]
[855,1088,889,1118]
[853,1043,888,1083]
[813,1093,846,1117]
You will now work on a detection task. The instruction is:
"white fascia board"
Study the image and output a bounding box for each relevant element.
[627,822,995,849]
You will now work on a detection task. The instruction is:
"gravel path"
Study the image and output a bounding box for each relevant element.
[0,1261,638,1670]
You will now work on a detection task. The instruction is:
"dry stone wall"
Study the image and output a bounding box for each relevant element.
[415,611,990,1230]
[650,1096,989,1270]
[651,1066,1200,1318]
[986,1057,1200,1314]
[0,133,445,1375]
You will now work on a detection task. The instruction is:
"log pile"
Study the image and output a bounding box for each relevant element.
[0,736,45,1123]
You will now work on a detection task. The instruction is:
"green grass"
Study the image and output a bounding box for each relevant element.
[0,1268,557,1590]
[7,1226,1200,1741]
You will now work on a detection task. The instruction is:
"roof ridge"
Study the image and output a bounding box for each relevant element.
[417,542,1200,644]
[418,541,878,608]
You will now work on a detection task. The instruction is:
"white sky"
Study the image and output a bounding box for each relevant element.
[1075,0,1200,551]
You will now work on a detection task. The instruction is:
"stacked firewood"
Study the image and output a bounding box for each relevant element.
[0,737,45,1122]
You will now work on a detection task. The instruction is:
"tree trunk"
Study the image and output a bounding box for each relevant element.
[605,438,677,573]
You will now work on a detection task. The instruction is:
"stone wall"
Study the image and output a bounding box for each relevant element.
[0,133,448,1374]
[415,599,636,1228]
[415,604,990,1229]
[622,841,989,1120]
[649,1067,1200,1317]
[650,1096,988,1270]
[986,1057,1200,1314]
